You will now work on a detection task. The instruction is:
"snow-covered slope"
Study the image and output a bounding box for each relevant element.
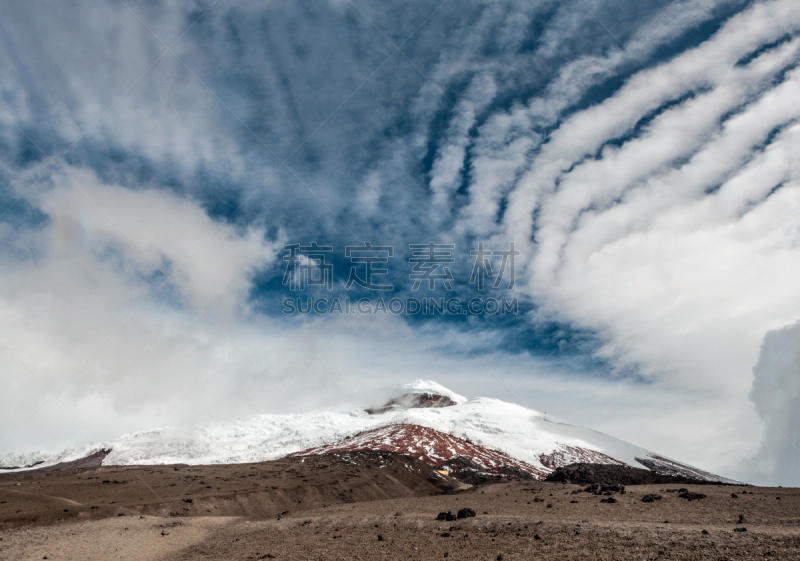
[402,380,468,404]
[0,380,735,482]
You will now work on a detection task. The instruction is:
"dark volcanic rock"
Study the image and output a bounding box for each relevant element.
[0,460,44,471]
[28,450,112,472]
[641,494,663,503]
[457,508,476,519]
[546,463,714,486]
[678,491,707,501]
[366,393,457,414]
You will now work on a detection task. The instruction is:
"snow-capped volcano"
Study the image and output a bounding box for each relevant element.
[0,380,735,483]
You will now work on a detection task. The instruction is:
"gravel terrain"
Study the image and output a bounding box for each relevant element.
[1,453,797,560]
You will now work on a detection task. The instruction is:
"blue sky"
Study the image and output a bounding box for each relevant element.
[2,0,800,484]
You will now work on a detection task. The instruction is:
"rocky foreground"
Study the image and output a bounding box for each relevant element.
[0,453,798,560]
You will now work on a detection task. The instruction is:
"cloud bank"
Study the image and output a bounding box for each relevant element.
[2,0,800,483]
[742,321,800,485]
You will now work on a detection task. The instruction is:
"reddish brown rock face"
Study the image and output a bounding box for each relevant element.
[292,424,547,477]
[291,423,632,480]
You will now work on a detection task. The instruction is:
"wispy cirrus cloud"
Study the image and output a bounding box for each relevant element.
[2,0,800,483]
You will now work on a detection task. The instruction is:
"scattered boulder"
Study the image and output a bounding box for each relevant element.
[457,508,476,519]
[678,491,706,501]
[734,527,748,533]
[641,494,663,503]
[581,483,626,495]
[737,514,746,524]
[731,493,738,498]
[437,511,457,521]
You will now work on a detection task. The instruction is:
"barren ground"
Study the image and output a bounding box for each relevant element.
[1,453,797,560]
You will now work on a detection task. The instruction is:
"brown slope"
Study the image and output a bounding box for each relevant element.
[0,452,460,529]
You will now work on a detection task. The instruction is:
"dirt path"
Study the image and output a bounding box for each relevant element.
[0,515,235,561]
[0,488,83,507]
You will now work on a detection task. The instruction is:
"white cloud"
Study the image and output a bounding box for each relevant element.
[453,0,800,479]
[40,168,281,316]
[740,321,800,486]
[4,0,800,484]
[0,167,285,450]
[0,168,738,478]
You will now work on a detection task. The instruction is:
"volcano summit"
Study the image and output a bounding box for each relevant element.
[0,380,735,484]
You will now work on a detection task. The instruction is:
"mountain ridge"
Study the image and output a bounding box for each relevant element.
[0,380,738,483]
